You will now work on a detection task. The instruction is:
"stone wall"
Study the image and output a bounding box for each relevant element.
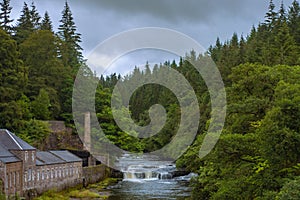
[46,121,71,134]
[0,162,4,193]
[22,164,110,198]
[3,162,23,196]
[34,161,82,195]
[82,165,110,186]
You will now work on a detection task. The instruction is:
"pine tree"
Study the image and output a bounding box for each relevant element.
[14,2,41,43]
[208,37,222,63]
[288,0,300,45]
[19,30,67,118]
[29,2,40,29]
[239,35,246,63]
[31,88,51,120]
[278,1,287,22]
[58,1,83,69]
[265,0,278,29]
[0,0,13,33]
[245,26,261,63]
[40,11,53,31]
[14,2,33,43]
[0,29,27,129]
[274,20,298,65]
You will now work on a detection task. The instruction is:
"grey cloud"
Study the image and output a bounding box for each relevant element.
[9,0,295,57]
[80,0,247,23]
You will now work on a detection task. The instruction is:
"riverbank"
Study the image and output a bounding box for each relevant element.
[34,178,120,200]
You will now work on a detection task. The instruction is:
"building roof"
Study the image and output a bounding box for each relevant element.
[0,143,21,163]
[0,129,35,150]
[35,159,44,166]
[0,157,21,163]
[50,150,82,163]
[0,129,82,166]
[36,151,65,166]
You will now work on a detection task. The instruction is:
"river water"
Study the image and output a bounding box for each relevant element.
[106,154,194,200]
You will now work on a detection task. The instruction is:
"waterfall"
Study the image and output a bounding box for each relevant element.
[122,164,175,181]
[109,154,194,199]
[115,154,181,182]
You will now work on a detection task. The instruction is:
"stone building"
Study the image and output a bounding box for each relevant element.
[0,129,83,198]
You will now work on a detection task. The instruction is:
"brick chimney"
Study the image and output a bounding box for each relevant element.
[84,112,91,152]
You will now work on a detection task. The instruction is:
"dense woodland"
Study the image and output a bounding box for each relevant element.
[0,0,300,199]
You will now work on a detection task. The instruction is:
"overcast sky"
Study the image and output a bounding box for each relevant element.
[9,0,295,75]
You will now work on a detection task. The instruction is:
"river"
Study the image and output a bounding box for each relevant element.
[105,154,195,200]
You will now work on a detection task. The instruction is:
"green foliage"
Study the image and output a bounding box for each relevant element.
[0,29,27,130]
[209,1,300,87]
[34,189,69,200]
[0,0,13,33]
[14,2,40,44]
[19,30,71,118]
[57,1,83,69]
[17,119,50,148]
[69,189,101,198]
[40,12,53,31]
[258,80,300,170]
[276,177,300,200]
[31,89,51,120]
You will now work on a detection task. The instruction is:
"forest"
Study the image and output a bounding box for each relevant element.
[0,0,299,199]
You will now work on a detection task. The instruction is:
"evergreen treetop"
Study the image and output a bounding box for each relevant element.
[58,1,83,69]
[40,11,53,31]
[0,0,13,33]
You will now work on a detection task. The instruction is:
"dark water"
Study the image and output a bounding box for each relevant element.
[107,178,192,200]
[106,154,194,200]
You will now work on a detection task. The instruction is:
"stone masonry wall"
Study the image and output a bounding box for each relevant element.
[82,165,110,186]
[34,161,82,195]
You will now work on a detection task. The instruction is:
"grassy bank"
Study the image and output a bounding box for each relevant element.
[34,178,119,200]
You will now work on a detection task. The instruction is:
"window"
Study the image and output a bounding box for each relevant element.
[55,167,57,178]
[31,152,35,162]
[25,151,28,161]
[5,174,8,188]
[24,173,27,183]
[65,167,68,176]
[59,167,61,178]
[41,170,44,180]
[51,168,54,179]
[32,170,35,181]
[28,169,31,181]
[37,171,40,181]
[13,172,16,186]
[9,173,11,188]
[16,172,19,186]
[46,169,49,179]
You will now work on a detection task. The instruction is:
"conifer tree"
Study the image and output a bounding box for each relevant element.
[278,1,287,22]
[265,0,278,29]
[0,29,27,129]
[29,2,40,29]
[288,0,300,45]
[0,0,13,33]
[40,11,53,31]
[19,30,66,118]
[58,1,83,69]
[239,35,246,63]
[31,88,51,120]
[274,20,298,65]
[14,2,33,43]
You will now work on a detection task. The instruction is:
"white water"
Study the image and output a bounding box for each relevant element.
[107,154,195,200]
[117,153,176,182]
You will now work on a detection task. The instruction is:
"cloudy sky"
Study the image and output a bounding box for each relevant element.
[9,0,295,74]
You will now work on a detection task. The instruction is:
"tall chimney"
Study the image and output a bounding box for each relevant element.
[84,112,91,152]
